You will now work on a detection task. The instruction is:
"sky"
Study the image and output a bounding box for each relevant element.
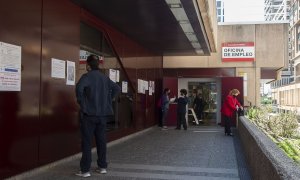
[224,0,265,22]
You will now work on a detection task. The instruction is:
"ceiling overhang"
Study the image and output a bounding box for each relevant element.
[72,0,213,56]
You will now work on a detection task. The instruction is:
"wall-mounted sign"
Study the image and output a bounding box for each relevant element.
[0,42,22,91]
[51,58,65,79]
[222,42,255,62]
[79,50,104,64]
[122,81,128,93]
[66,61,75,85]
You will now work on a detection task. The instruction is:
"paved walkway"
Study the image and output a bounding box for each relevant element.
[18,126,251,180]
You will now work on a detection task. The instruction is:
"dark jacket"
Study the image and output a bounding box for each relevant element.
[176,96,189,114]
[193,97,205,110]
[76,70,120,116]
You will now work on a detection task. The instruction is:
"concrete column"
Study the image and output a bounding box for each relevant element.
[255,67,261,106]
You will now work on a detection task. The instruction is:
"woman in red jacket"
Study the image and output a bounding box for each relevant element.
[221,89,243,136]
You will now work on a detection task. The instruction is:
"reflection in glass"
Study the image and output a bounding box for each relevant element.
[79,22,133,131]
[188,82,217,125]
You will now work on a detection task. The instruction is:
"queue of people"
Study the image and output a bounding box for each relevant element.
[75,58,242,178]
[158,87,243,137]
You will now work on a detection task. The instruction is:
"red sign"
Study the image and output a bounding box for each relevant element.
[222,42,255,62]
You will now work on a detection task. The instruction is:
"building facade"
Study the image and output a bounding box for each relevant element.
[264,0,290,21]
[216,0,225,22]
[0,0,217,178]
[0,0,288,179]
[163,23,288,109]
[271,0,300,116]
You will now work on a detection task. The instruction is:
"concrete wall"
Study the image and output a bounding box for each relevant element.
[163,23,288,106]
[238,117,300,180]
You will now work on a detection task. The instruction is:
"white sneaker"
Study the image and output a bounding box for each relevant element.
[96,168,107,174]
[162,126,168,130]
[75,171,91,178]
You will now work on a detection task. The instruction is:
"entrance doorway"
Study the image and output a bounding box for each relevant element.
[178,78,221,126]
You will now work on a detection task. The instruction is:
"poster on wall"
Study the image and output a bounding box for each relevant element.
[149,81,155,95]
[51,58,65,79]
[0,42,22,91]
[122,81,128,93]
[116,70,120,82]
[138,79,145,94]
[79,50,104,64]
[109,69,117,82]
[66,61,75,85]
[222,42,255,62]
[144,80,149,91]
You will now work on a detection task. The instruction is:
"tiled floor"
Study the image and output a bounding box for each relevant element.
[18,126,251,180]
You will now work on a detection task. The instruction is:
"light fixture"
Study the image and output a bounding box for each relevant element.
[165,0,203,54]
[168,4,182,8]
[195,49,204,54]
[191,42,201,48]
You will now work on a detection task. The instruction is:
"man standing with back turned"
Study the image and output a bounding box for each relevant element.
[75,54,120,177]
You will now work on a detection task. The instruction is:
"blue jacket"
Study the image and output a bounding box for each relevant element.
[176,96,189,114]
[76,70,120,116]
[161,94,170,111]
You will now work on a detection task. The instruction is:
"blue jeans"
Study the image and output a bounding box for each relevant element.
[161,109,169,126]
[79,113,107,172]
[177,112,187,130]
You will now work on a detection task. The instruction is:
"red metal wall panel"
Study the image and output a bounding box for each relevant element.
[80,10,163,133]
[0,0,42,178]
[163,68,235,77]
[0,1,163,178]
[38,0,81,165]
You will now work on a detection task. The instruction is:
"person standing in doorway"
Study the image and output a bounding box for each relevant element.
[175,89,189,130]
[75,54,120,177]
[221,89,243,136]
[193,93,205,121]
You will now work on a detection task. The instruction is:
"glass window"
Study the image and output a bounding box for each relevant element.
[80,22,134,131]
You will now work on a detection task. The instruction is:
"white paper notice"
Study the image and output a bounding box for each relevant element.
[109,69,117,82]
[122,81,128,93]
[51,58,65,79]
[149,81,155,95]
[66,61,75,85]
[144,81,149,90]
[138,79,144,94]
[151,81,155,93]
[0,42,22,91]
[116,70,120,82]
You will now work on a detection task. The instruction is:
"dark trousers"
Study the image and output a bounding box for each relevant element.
[177,112,187,130]
[161,109,169,126]
[196,108,204,119]
[224,115,232,134]
[80,114,107,172]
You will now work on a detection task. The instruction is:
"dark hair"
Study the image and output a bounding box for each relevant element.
[86,54,100,70]
[163,88,170,94]
[180,89,187,96]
